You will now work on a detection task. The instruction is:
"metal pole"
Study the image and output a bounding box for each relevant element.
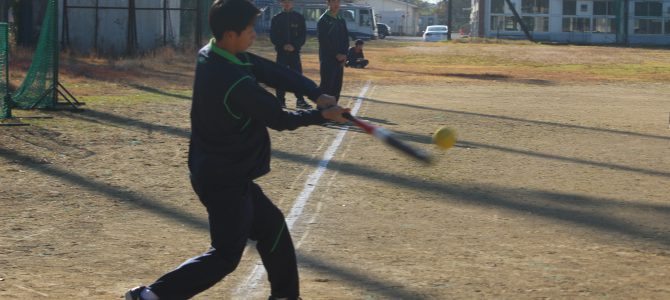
[623,0,629,45]
[0,1,8,21]
[94,0,99,51]
[4,24,8,92]
[196,0,202,47]
[163,0,167,46]
[52,0,59,105]
[61,0,69,49]
[127,0,137,55]
[446,0,452,40]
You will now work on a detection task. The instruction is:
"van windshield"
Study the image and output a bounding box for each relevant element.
[427,26,448,32]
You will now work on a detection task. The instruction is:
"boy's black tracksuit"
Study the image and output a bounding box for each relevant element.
[317,10,349,101]
[271,9,307,105]
[147,39,326,299]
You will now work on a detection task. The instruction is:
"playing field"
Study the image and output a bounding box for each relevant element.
[1,38,669,299]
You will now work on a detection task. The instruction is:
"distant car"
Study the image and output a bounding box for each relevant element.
[377,23,391,39]
[422,25,449,42]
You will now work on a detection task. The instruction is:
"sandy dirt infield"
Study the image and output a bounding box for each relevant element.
[1,39,669,299]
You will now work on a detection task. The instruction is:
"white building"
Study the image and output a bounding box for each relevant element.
[470,0,670,45]
[358,0,419,35]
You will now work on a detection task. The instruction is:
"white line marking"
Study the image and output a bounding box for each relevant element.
[12,284,49,297]
[233,82,371,297]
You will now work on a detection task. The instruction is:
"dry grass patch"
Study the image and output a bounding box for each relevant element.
[358,41,670,85]
[9,46,196,97]
[7,36,670,98]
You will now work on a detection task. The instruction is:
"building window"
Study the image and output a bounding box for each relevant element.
[522,0,549,14]
[580,3,589,13]
[504,16,519,30]
[492,0,505,14]
[593,17,616,32]
[562,1,588,32]
[635,1,663,17]
[491,0,549,32]
[523,16,549,31]
[563,0,577,15]
[633,1,667,34]
[635,18,663,33]
[491,15,502,30]
[593,1,615,15]
[562,17,591,32]
[591,1,616,33]
[491,15,520,31]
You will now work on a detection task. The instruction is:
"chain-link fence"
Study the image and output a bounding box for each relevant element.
[61,0,212,55]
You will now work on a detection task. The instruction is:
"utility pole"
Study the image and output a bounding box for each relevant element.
[446,0,452,40]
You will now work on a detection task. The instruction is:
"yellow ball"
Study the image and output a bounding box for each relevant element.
[433,127,457,149]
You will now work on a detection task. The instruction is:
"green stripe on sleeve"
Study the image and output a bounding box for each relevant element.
[223,76,252,119]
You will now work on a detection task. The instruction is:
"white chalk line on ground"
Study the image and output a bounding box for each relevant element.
[232,81,372,298]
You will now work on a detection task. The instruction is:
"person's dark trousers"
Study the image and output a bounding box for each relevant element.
[347,60,369,68]
[148,178,300,299]
[276,52,305,103]
[319,60,344,102]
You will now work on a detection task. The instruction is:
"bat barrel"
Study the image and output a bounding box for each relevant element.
[385,135,432,163]
[342,113,432,164]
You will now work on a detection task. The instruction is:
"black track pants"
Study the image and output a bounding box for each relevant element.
[319,60,344,102]
[276,52,305,102]
[148,179,299,299]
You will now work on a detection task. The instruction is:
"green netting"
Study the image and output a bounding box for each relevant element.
[0,22,9,119]
[12,0,58,109]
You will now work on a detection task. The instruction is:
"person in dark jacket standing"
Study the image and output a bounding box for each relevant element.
[317,0,349,102]
[271,0,311,109]
[124,0,349,299]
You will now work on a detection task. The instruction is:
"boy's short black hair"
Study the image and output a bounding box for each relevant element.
[209,0,260,40]
[355,39,364,46]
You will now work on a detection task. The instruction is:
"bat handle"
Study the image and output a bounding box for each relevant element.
[342,112,374,134]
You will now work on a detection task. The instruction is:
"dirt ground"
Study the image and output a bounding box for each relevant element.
[1,38,669,299]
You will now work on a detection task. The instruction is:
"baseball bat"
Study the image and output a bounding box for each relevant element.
[342,112,432,164]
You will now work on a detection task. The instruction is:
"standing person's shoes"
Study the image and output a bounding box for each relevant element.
[125,286,160,300]
[296,99,312,109]
[124,286,146,300]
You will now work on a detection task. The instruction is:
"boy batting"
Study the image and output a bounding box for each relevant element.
[124,0,349,299]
